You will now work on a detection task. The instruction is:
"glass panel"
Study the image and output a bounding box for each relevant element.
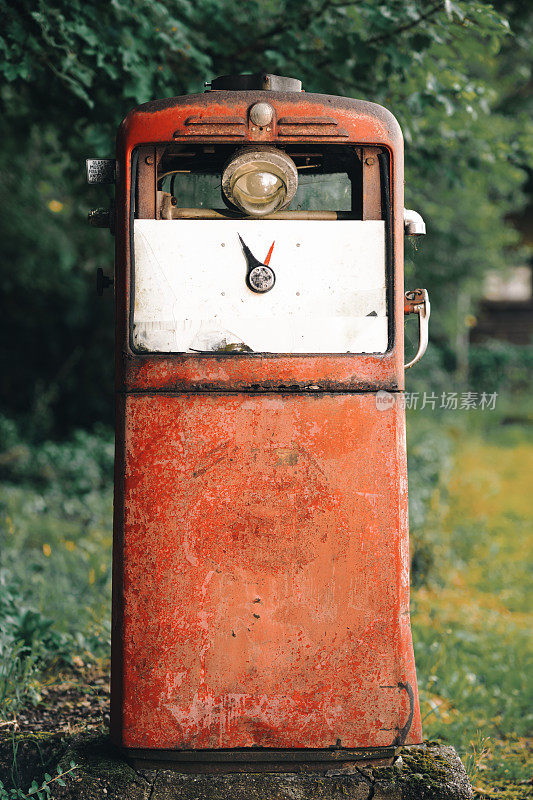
[291,173,351,211]
[159,172,221,208]
[159,170,352,212]
[155,144,360,215]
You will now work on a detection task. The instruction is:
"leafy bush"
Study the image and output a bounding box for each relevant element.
[469,340,533,396]
[0,417,114,495]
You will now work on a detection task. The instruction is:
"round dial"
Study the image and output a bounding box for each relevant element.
[248,265,276,293]
[238,234,276,294]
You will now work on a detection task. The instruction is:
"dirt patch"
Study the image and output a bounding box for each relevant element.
[1,661,109,737]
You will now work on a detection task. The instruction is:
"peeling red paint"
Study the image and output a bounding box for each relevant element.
[114,393,421,749]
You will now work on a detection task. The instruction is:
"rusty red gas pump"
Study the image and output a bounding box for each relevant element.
[88,72,430,770]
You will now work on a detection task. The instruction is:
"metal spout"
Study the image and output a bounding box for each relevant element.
[404,208,426,236]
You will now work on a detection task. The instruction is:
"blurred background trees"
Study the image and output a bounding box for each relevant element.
[0,0,531,435]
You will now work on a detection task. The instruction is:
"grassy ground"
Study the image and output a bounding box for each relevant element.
[0,413,531,797]
[410,417,532,798]
[0,429,113,720]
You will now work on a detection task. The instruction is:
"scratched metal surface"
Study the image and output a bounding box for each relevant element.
[113,392,421,749]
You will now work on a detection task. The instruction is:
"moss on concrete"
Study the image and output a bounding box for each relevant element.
[372,743,473,800]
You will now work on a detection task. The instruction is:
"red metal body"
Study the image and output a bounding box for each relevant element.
[111,87,422,759]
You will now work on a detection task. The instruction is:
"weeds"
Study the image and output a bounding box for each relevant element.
[0,640,41,722]
[0,762,78,799]
[463,732,491,786]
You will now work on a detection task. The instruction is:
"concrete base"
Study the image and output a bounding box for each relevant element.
[0,734,473,799]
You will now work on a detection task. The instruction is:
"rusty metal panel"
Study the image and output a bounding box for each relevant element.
[180,115,247,138]
[277,116,348,139]
[136,146,156,219]
[119,92,403,148]
[362,148,382,221]
[121,353,402,394]
[112,392,421,750]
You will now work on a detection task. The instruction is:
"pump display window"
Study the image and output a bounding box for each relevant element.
[130,144,389,355]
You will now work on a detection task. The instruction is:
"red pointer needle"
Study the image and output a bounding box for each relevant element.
[264,241,275,266]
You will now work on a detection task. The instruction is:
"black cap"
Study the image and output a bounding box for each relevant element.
[209,73,302,92]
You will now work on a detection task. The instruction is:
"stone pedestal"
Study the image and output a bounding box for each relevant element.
[0,734,473,799]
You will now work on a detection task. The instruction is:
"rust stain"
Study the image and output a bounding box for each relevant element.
[274,446,299,466]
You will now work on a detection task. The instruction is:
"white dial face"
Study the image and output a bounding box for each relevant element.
[132,219,387,354]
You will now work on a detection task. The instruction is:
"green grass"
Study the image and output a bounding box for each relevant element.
[0,426,113,718]
[409,412,533,798]
[0,483,112,653]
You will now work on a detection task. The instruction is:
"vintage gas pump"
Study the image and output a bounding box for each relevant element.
[87,72,430,770]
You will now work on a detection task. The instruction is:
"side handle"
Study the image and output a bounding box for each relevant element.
[404,289,430,369]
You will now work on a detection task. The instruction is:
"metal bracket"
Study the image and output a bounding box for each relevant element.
[96,268,114,296]
[404,288,430,369]
[88,200,115,235]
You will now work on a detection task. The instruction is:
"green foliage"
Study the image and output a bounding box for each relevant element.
[0,1,531,432]
[0,418,114,495]
[406,411,453,587]
[469,340,533,395]
[0,638,42,725]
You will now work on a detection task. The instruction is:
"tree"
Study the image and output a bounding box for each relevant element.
[0,0,531,433]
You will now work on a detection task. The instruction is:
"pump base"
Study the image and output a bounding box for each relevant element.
[124,745,397,773]
[10,735,474,799]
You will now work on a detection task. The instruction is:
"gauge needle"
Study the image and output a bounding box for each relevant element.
[264,241,275,266]
[238,234,276,294]
[238,234,264,269]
